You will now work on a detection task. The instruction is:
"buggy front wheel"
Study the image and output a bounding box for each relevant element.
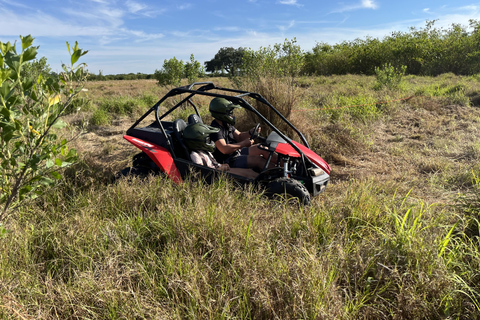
[265,177,311,206]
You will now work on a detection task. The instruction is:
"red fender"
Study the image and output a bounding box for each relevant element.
[124,135,182,184]
[274,140,331,175]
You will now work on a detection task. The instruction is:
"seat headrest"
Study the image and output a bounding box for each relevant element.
[188,114,203,125]
[173,119,187,133]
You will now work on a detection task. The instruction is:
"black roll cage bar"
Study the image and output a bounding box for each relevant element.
[127,82,314,171]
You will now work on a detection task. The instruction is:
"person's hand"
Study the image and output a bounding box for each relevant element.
[249,125,261,134]
[242,139,253,147]
[219,164,230,171]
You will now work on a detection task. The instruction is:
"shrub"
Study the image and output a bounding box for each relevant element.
[374,63,407,90]
[0,36,88,219]
[238,38,304,131]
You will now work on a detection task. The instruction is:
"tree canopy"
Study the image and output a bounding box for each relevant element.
[204,47,245,76]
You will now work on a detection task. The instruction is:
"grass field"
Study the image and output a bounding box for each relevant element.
[1,75,480,319]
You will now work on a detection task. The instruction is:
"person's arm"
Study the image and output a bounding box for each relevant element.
[214,138,252,155]
[234,126,261,141]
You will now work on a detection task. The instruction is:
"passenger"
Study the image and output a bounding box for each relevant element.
[208,97,276,171]
[183,122,259,179]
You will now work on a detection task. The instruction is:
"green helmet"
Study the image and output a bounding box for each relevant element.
[183,123,219,153]
[209,97,242,125]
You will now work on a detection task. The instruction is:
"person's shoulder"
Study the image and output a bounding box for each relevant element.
[190,150,202,164]
[210,120,221,129]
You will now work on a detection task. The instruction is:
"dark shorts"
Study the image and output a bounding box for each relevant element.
[226,147,249,168]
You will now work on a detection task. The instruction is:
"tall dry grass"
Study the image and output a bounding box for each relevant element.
[1,74,480,319]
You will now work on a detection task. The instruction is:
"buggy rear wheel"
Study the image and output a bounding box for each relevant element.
[115,166,154,180]
[265,177,311,206]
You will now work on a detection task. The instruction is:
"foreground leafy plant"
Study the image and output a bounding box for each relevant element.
[374,63,407,90]
[0,35,88,220]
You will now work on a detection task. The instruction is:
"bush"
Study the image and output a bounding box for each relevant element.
[0,36,88,219]
[239,38,303,131]
[374,63,407,90]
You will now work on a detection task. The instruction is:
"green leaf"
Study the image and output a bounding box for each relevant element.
[0,82,13,100]
[38,176,54,186]
[52,119,67,129]
[0,223,9,239]
[51,171,62,180]
[45,159,54,168]
[54,158,62,166]
[18,185,32,200]
[71,50,81,65]
[4,52,20,73]
[0,106,11,120]
[21,77,34,92]
[0,69,12,85]
[22,46,37,62]
[20,35,34,51]
[60,161,72,168]
[0,124,14,143]
[0,41,15,55]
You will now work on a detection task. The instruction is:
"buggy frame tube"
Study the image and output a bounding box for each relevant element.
[129,82,316,178]
[161,85,313,176]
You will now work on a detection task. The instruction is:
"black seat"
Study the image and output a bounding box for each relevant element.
[187,114,203,125]
[172,119,191,161]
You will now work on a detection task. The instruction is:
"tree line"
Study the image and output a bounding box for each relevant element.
[86,19,480,83]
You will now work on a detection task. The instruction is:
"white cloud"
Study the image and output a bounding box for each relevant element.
[213,26,242,32]
[118,28,164,42]
[361,0,378,10]
[457,5,479,13]
[125,0,147,13]
[333,0,379,13]
[177,3,192,10]
[277,0,302,7]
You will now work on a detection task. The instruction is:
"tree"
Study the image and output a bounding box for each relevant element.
[184,54,204,83]
[204,47,245,76]
[154,57,184,87]
[0,35,88,220]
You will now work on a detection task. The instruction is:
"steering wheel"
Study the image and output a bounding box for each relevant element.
[250,123,261,140]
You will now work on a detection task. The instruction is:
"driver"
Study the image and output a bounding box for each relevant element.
[208,97,273,171]
[183,122,258,179]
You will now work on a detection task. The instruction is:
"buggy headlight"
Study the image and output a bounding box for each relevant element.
[309,168,326,177]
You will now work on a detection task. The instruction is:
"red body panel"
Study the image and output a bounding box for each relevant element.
[274,140,331,175]
[123,135,182,184]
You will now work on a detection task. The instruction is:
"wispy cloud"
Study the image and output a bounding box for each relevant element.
[177,3,192,10]
[213,26,242,32]
[0,0,30,9]
[277,20,296,31]
[125,0,147,14]
[277,0,302,7]
[332,0,379,13]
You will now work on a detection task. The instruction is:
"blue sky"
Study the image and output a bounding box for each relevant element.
[1,0,480,75]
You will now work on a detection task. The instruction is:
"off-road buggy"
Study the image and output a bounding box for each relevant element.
[121,82,330,205]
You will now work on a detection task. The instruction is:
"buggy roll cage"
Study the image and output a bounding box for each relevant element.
[127,82,316,171]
